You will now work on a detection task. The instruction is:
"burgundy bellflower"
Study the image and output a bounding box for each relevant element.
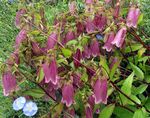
[85,105,93,118]
[47,33,58,50]
[61,84,74,107]
[103,32,115,52]
[93,78,107,104]
[111,27,127,48]
[2,72,17,96]
[42,59,58,85]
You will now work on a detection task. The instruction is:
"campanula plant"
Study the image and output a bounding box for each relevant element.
[1,0,150,117]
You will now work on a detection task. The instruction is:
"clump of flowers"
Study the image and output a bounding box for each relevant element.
[1,0,150,117]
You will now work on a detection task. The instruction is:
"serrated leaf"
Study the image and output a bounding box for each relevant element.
[120,72,134,105]
[61,48,72,58]
[99,104,115,118]
[23,88,45,98]
[125,44,143,53]
[132,84,148,95]
[133,109,145,118]
[130,62,144,79]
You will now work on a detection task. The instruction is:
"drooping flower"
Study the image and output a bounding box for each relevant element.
[103,32,115,52]
[85,105,93,118]
[93,15,107,31]
[82,46,91,59]
[31,42,43,55]
[7,49,19,65]
[85,19,95,33]
[73,49,81,68]
[15,9,26,28]
[105,0,111,3]
[72,73,82,88]
[114,2,120,18]
[61,84,74,107]
[109,57,118,69]
[42,59,58,85]
[76,22,85,36]
[62,31,75,45]
[47,33,58,50]
[69,1,76,14]
[126,7,140,28]
[13,97,26,111]
[2,72,17,96]
[15,29,27,47]
[111,27,127,48]
[88,95,95,109]
[90,40,100,57]
[85,0,93,4]
[93,78,107,104]
[23,101,38,117]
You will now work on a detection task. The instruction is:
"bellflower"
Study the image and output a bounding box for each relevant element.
[31,42,43,55]
[15,29,27,47]
[90,40,100,57]
[73,49,81,68]
[42,59,58,85]
[105,0,111,3]
[76,22,85,36]
[13,97,26,111]
[85,105,93,118]
[111,27,127,48]
[23,101,38,117]
[126,7,140,28]
[82,46,91,59]
[62,31,75,45]
[93,78,107,104]
[69,1,76,14]
[2,72,17,96]
[103,32,115,52]
[85,19,95,33]
[114,2,120,18]
[47,33,58,50]
[15,9,26,28]
[88,95,95,109]
[61,84,74,107]
[85,0,93,4]
[93,15,107,31]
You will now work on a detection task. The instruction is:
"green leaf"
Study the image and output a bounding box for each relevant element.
[120,72,134,105]
[113,106,133,118]
[80,70,88,82]
[130,62,144,79]
[23,88,45,98]
[138,14,144,25]
[99,104,115,118]
[100,56,110,75]
[61,48,72,58]
[66,40,78,46]
[132,84,148,95]
[36,68,44,83]
[133,109,145,118]
[125,44,143,53]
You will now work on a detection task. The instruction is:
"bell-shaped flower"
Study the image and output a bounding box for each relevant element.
[111,27,127,48]
[76,22,85,36]
[47,33,58,50]
[31,42,43,55]
[126,7,140,28]
[7,49,19,66]
[2,72,17,96]
[88,95,95,109]
[62,31,75,45]
[42,59,58,85]
[85,0,93,4]
[103,32,115,52]
[73,49,81,68]
[69,1,76,14]
[105,0,111,3]
[15,9,26,28]
[93,15,107,31]
[72,73,82,89]
[13,97,26,111]
[90,40,100,57]
[61,84,74,107]
[93,78,107,104]
[82,46,91,59]
[114,2,120,18]
[85,19,95,33]
[15,29,27,47]
[23,101,38,117]
[85,105,93,118]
